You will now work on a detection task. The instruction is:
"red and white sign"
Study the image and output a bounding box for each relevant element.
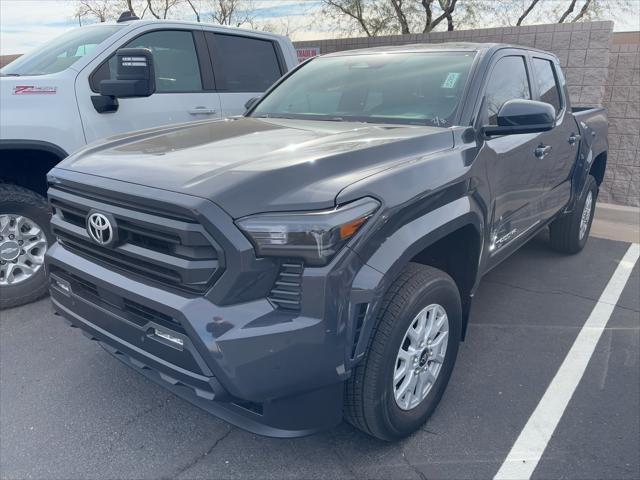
[296,47,320,64]
[13,85,57,95]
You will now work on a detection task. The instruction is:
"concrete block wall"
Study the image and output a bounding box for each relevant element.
[602,40,640,206]
[295,21,640,207]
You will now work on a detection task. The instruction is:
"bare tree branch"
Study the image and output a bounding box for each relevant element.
[146,0,160,18]
[421,0,456,32]
[75,0,122,22]
[558,0,578,22]
[390,0,410,34]
[439,0,457,31]
[207,0,255,27]
[516,0,540,25]
[184,0,201,22]
[125,0,136,16]
[421,0,434,32]
[324,0,373,36]
[571,0,593,22]
[147,0,180,19]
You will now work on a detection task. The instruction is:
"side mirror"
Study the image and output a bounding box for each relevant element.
[99,48,155,98]
[244,96,260,112]
[483,99,555,136]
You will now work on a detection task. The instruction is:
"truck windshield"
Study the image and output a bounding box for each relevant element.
[252,52,476,127]
[1,25,122,76]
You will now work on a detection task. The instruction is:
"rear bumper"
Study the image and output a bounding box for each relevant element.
[46,243,345,437]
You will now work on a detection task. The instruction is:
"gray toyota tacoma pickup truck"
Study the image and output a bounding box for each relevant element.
[44,42,607,440]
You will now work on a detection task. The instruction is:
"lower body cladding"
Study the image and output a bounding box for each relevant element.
[45,242,367,438]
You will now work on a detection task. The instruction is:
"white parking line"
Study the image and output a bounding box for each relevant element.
[494,243,640,480]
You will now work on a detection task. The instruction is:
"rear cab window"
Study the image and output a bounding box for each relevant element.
[207,33,284,92]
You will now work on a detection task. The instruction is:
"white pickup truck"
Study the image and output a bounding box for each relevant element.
[0,13,297,308]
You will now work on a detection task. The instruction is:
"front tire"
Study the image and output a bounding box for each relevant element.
[0,184,53,310]
[549,175,598,254]
[344,263,462,440]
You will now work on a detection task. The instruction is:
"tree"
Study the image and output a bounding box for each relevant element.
[390,0,411,34]
[516,0,540,25]
[75,0,121,23]
[570,0,593,22]
[488,0,635,28]
[420,0,459,33]
[183,0,201,22]
[557,0,578,22]
[146,0,182,19]
[321,0,473,37]
[322,0,397,37]
[75,0,148,23]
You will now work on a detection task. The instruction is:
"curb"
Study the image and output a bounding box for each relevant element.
[595,202,640,225]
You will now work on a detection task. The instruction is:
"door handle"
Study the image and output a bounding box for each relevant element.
[568,133,581,145]
[534,144,552,159]
[188,107,217,115]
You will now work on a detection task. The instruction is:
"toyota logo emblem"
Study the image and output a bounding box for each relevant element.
[87,212,115,246]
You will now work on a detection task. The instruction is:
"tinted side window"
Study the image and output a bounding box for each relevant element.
[533,57,562,113]
[483,56,531,125]
[92,30,202,92]
[213,34,282,92]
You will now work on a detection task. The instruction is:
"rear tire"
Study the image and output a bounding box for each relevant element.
[549,175,598,254]
[344,263,462,440]
[0,184,53,310]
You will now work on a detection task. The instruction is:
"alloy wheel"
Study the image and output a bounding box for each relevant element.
[393,303,449,410]
[0,215,48,286]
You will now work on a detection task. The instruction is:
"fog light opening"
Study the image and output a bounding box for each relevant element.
[51,276,71,295]
[152,327,184,349]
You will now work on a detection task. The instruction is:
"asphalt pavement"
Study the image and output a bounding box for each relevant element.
[1,232,638,480]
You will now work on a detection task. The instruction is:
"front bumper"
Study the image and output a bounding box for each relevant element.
[46,243,349,437]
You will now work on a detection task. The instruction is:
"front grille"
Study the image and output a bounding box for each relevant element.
[267,261,303,310]
[48,184,221,294]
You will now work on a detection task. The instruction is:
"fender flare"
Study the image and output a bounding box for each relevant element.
[0,140,68,160]
[567,123,607,213]
[347,196,484,365]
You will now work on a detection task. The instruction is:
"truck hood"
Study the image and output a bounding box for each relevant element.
[57,117,453,218]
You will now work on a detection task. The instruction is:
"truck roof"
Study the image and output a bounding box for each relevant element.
[99,18,288,41]
[322,42,556,58]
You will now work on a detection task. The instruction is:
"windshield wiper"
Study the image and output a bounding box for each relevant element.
[1,73,20,77]
[253,113,296,119]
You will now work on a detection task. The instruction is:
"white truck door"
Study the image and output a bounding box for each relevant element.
[76,28,221,143]
[204,32,288,117]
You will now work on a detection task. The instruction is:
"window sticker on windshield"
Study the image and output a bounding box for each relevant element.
[441,73,460,89]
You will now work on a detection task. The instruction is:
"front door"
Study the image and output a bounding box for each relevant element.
[479,53,550,266]
[77,29,221,144]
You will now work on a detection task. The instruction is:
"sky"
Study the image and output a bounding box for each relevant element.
[0,0,327,54]
[1,0,639,56]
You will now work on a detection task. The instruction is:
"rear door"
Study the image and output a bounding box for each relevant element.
[204,32,287,117]
[77,28,222,143]
[529,55,579,217]
[477,51,551,265]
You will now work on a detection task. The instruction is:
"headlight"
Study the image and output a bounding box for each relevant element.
[236,197,380,266]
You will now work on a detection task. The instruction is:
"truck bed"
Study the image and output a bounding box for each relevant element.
[573,106,608,160]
